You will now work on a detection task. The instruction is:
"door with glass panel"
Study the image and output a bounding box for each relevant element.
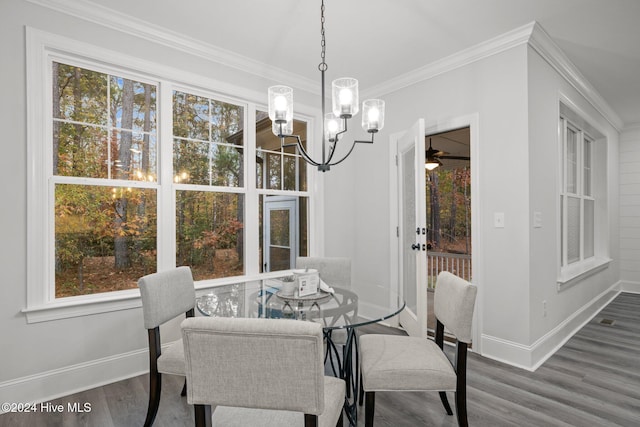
[397,119,428,338]
[263,196,298,272]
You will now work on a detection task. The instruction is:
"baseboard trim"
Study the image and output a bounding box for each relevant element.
[617,280,640,293]
[0,345,157,412]
[481,282,621,371]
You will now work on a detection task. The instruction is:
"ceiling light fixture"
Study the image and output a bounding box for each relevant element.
[425,138,442,170]
[268,0,385,172]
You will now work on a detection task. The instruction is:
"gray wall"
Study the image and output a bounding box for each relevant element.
[620,127,640,285]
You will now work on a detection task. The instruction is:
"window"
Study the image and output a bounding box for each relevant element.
[172,90,245,281]
[26,30,314,320]
[558,109,607,285]
[560,117,594,267]
[255,110,309,273]
[53,63,158,297]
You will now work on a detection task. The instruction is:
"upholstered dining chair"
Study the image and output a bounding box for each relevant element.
[296,257,351,289]
[181,317,345,427]
[296,257,354,370]
[138,266,196,427]
[359,271,477,427]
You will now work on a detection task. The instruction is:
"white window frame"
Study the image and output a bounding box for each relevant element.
[557,102,611,290]
[24,28,318,323]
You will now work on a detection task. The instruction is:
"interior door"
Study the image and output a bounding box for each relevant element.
[397,119,427,338]
[263,197,297,272]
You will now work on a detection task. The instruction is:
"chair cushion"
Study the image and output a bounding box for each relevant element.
[211,376,344,427]
[157,339,185,375]
[360,334,456,392]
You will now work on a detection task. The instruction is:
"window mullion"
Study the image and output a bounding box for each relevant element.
[106,76,112,180]
[245,103,259,276]
[561,119,568,267]
[578,130,584,261]
[157,81,176,270]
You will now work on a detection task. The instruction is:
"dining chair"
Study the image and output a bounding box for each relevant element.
[181,316,345,427]
[296,257,354,372]
[359,271,477,427]
[296,257,351,289]
[138,266,196,427]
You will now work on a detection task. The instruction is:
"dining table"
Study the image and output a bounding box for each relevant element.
[195,273,406,426]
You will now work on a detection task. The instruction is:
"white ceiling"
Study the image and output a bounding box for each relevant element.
[88,0,640,128]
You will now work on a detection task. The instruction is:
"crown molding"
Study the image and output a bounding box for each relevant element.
[27,0,622,131]
[363,21,623,133]
[362,22,537,99]
[26,0,319,95]
[528,22,623,131]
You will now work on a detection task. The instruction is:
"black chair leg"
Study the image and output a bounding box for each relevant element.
[144,372,161,427]
[455,391,468,427]
[181,378,187,396]
[194,404,212,427]
[304,414,319,427]
[364,391,375,427]
[358,372,364,406]
[439,391,454,416]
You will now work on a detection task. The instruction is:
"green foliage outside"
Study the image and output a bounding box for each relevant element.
[426,167,471,254]
[53,63,245,296]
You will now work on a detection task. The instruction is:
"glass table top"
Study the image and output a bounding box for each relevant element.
[196,276,405,331]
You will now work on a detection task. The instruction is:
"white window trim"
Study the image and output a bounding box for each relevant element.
[556,97,610,291]
[24,28,320,323]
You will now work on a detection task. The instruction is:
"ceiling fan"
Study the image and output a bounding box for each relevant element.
[425,137,470,170]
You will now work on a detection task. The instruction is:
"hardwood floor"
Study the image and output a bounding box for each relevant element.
[2,293,639,426]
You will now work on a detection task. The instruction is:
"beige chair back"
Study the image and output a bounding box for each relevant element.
[138,266,195,329]
[296,257,351,288]
[433,271,477,343]
[181,317,326,415]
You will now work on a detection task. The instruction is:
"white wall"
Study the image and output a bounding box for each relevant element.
[0,0,321,405]
[620,126,640,289]
[329,33,624,370]
[526,46,620,367]
[326,44,533,348]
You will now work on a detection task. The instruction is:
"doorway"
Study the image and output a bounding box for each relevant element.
[262,196,298,272]
[425,127,472,334]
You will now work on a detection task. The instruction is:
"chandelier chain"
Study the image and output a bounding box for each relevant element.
[319,0,327,72]
[269,0,382,172]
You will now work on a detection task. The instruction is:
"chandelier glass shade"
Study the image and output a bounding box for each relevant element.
[267,0,385,172]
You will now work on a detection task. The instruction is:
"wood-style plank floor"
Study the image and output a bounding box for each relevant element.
[2,292,639,426]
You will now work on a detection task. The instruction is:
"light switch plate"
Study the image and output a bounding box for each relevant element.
[494,212,505,228]
[533,211,542,228]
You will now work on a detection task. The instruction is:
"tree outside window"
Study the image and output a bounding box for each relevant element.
[53,63,157,297]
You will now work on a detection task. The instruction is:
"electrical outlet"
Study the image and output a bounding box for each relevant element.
[543,300,547,317]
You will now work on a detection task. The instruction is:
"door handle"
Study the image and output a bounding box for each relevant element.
[411,243,420,250]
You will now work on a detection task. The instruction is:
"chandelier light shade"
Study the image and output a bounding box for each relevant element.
[267,0,386,172]
[268,85,293,123]
[332,78,359,118]
[362,99,385,132]
[324,113,343,142]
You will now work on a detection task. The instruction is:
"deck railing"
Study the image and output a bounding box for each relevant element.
[427,251,472,288]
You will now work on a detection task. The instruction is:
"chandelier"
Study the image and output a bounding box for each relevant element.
[267,0,385,172]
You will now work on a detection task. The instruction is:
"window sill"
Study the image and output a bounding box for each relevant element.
[557,257,612,292]
[22,290,142,323]
[22,271,293,324]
